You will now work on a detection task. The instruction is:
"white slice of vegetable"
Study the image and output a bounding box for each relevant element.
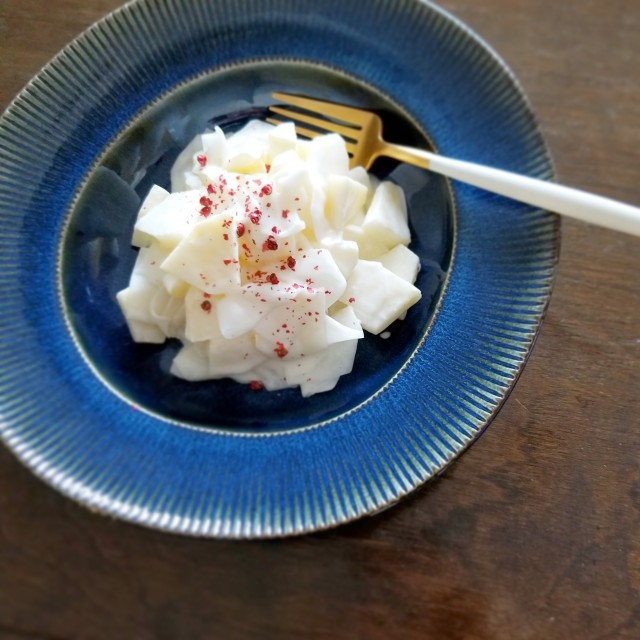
[277,247,346,306]
[295,139,311,160]
[324,315,363,344]
[117,274,162,332]
[162,273,190,298]
[238,212,299,269]
[348,167,380,209]
[149,287,185,339]
[361,181,411,250]
[379,244,421,284]
[132,185,170,248]
[125,320,166,344]
[227,156,266,175]
[284,338,359,397]
[319,237,359,278]
[160,212,240,293]
[170,135,205,192]
[271,163,313,233]
[269,148,305,178]
[201,127,228,169]
[308,174,331,242]
[227,120,274,148]
[347,165,371,192]
[341,259,422,334]
[306,133,349,177]
[254,289,328,358]
[135,190,203,249]
[216,288,270,339]
[183,287,223,343]
[131,243,167,286]
[170,341,210,381]
[208,333,266,376]
[342,223,390,261]
[238,359,288,391]
[329,304,364,339]
[226,120,273,173]
[324,175,368,230]
[266,122,297,163]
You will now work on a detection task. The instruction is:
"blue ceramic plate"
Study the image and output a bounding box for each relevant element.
[0,0,558,537]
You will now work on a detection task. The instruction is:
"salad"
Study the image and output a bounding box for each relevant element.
[117,120,421,396]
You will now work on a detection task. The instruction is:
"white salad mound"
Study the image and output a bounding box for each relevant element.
[117,120,422,397]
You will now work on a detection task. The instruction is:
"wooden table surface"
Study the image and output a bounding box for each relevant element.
[1,1,639,638]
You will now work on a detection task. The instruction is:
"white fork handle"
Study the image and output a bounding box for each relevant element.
[399,146,640,236]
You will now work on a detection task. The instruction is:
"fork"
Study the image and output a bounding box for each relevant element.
[268,92,640,237]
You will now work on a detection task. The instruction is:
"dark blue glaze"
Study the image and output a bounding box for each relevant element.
[0,0,558,537]
[62,63,451,430]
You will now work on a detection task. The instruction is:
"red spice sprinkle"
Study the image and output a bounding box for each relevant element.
[203,293,211,298]
[207,184,215,194]
[223,233,229,240]
[348,297,356,303]
[287,256,296,269]
[249,380,264,391]
[271,226,280,234]
[249,209,262,224]
[196,154,207,167]
[200,300,212,312]
[200,196,213,206]
[274,342,288,359]
[236,222,245,237]
[259,184,273,197]
[263,236,278,251]
[268,273,279,285]
[282,209,289,219]
[223,259,232,265]
[200,206,211,217]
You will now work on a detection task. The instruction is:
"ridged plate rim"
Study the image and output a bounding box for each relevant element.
[0,0,559,538]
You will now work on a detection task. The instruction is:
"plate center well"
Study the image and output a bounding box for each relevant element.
[61,60,454,432]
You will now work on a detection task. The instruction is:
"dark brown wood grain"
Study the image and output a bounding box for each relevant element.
[1,0,639,638]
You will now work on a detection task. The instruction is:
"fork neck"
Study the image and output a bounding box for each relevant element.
[375,139,433,170]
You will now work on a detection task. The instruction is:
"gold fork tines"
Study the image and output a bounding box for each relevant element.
[268,105,359,142]
[268,92,426,170]
[270,92,371,127]
[268,92,385,169]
